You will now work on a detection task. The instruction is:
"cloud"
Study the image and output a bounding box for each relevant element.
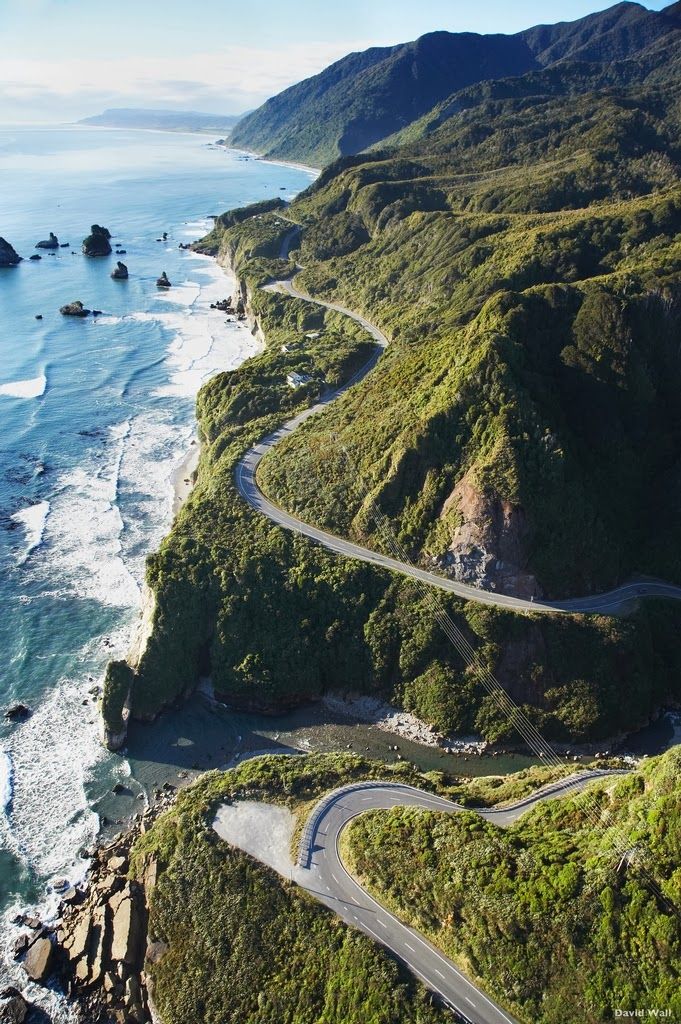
[0,41,367,117]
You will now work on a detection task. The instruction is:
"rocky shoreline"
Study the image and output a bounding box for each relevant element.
[322,693,488,755]
[9,788,177,1024]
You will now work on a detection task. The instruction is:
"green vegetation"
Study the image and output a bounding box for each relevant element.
[132,754,459,1024]
[230,3,681,166]
[103,7,681,753]
[132,752,613,1023]
[343,746,681,1024]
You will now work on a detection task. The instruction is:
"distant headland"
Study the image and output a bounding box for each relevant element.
[78,108,244,133]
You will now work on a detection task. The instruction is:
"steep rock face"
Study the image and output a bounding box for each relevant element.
[101,585,155,750]
[0,238,22,266]
[435,469,541,599]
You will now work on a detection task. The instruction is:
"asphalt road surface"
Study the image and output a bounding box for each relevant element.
[235,275,681,615]
[296,770,626,1024]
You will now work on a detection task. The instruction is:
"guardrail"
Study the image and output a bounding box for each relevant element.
[297,781,420,868]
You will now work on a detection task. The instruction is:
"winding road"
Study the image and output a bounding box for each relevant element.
[294,770,625,1024]
[213,770,626,1024]
[235,268,681,615]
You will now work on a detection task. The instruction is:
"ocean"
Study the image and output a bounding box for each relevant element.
[0,124,314,1012]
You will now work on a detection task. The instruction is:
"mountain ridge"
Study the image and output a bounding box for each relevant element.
[230,1,681,166]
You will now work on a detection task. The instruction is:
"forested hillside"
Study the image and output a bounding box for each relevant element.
[230,1,681,166]
[344,746,681,1024]
[103,3,681,753]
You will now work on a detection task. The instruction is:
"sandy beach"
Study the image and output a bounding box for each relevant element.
[172,438,200,514]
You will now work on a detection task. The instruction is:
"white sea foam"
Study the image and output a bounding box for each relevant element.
[26,421,141,608]
[124,257,261,400]
[0,752,12,812]
[1,672,102,879]
[10,500,49,562]
[0,373,46,399]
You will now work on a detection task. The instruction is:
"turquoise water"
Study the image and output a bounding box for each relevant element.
[0,124,314,1005]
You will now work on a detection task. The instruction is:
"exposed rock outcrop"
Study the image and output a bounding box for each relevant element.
[82,226,112,257]
[22,936,54,983]
[434,468,541,599]
[60,301,91,317]
[36,232,59,250]
[101,585,156,751]
[4,703,32,722]
[155,271,171,288]
[111,261,128,280]
[0,987,30,1023]
[54,792,174,1023]
[0,238,22,267]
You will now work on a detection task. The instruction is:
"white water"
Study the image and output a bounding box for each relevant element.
[10,501,50,562]
[0,374,47,399]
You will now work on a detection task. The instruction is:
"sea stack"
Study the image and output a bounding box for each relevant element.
[156,271,171,288]
[35,232,59,249]
[0,237,22,266]
[82,225,112,257]
[60,300,91,317]
[111,261,129,280]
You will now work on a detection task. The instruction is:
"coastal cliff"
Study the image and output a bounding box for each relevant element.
[99,200,377,747]
[101,584,156,751]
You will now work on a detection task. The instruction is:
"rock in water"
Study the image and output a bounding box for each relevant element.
[22,936,54,983]
[4,703,32,722]
[82,225,112,257]
[0,987,29,1024]
[60,300,91,317]
[0,238,22,267]
[29,254,42,261]
[111,261,128,280]
[156,271,171,288]
[35,232,59,250]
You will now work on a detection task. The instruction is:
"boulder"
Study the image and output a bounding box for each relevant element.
[35,232,59,250]
[0,987,29,1024]
[156,271,171,288]
[60,301,91,317]
[4,704,31,722]
[22,936,53,983]
[12,935,29,960]
[0,238,22,267]
[29,255,41,261]
[110,884,144,965]
[82,225,112,257]
[111,262,128,280]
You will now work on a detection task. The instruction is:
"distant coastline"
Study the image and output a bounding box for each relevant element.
[78,107,243,134]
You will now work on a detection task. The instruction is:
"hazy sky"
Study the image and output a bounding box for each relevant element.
[0,0,673,122]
